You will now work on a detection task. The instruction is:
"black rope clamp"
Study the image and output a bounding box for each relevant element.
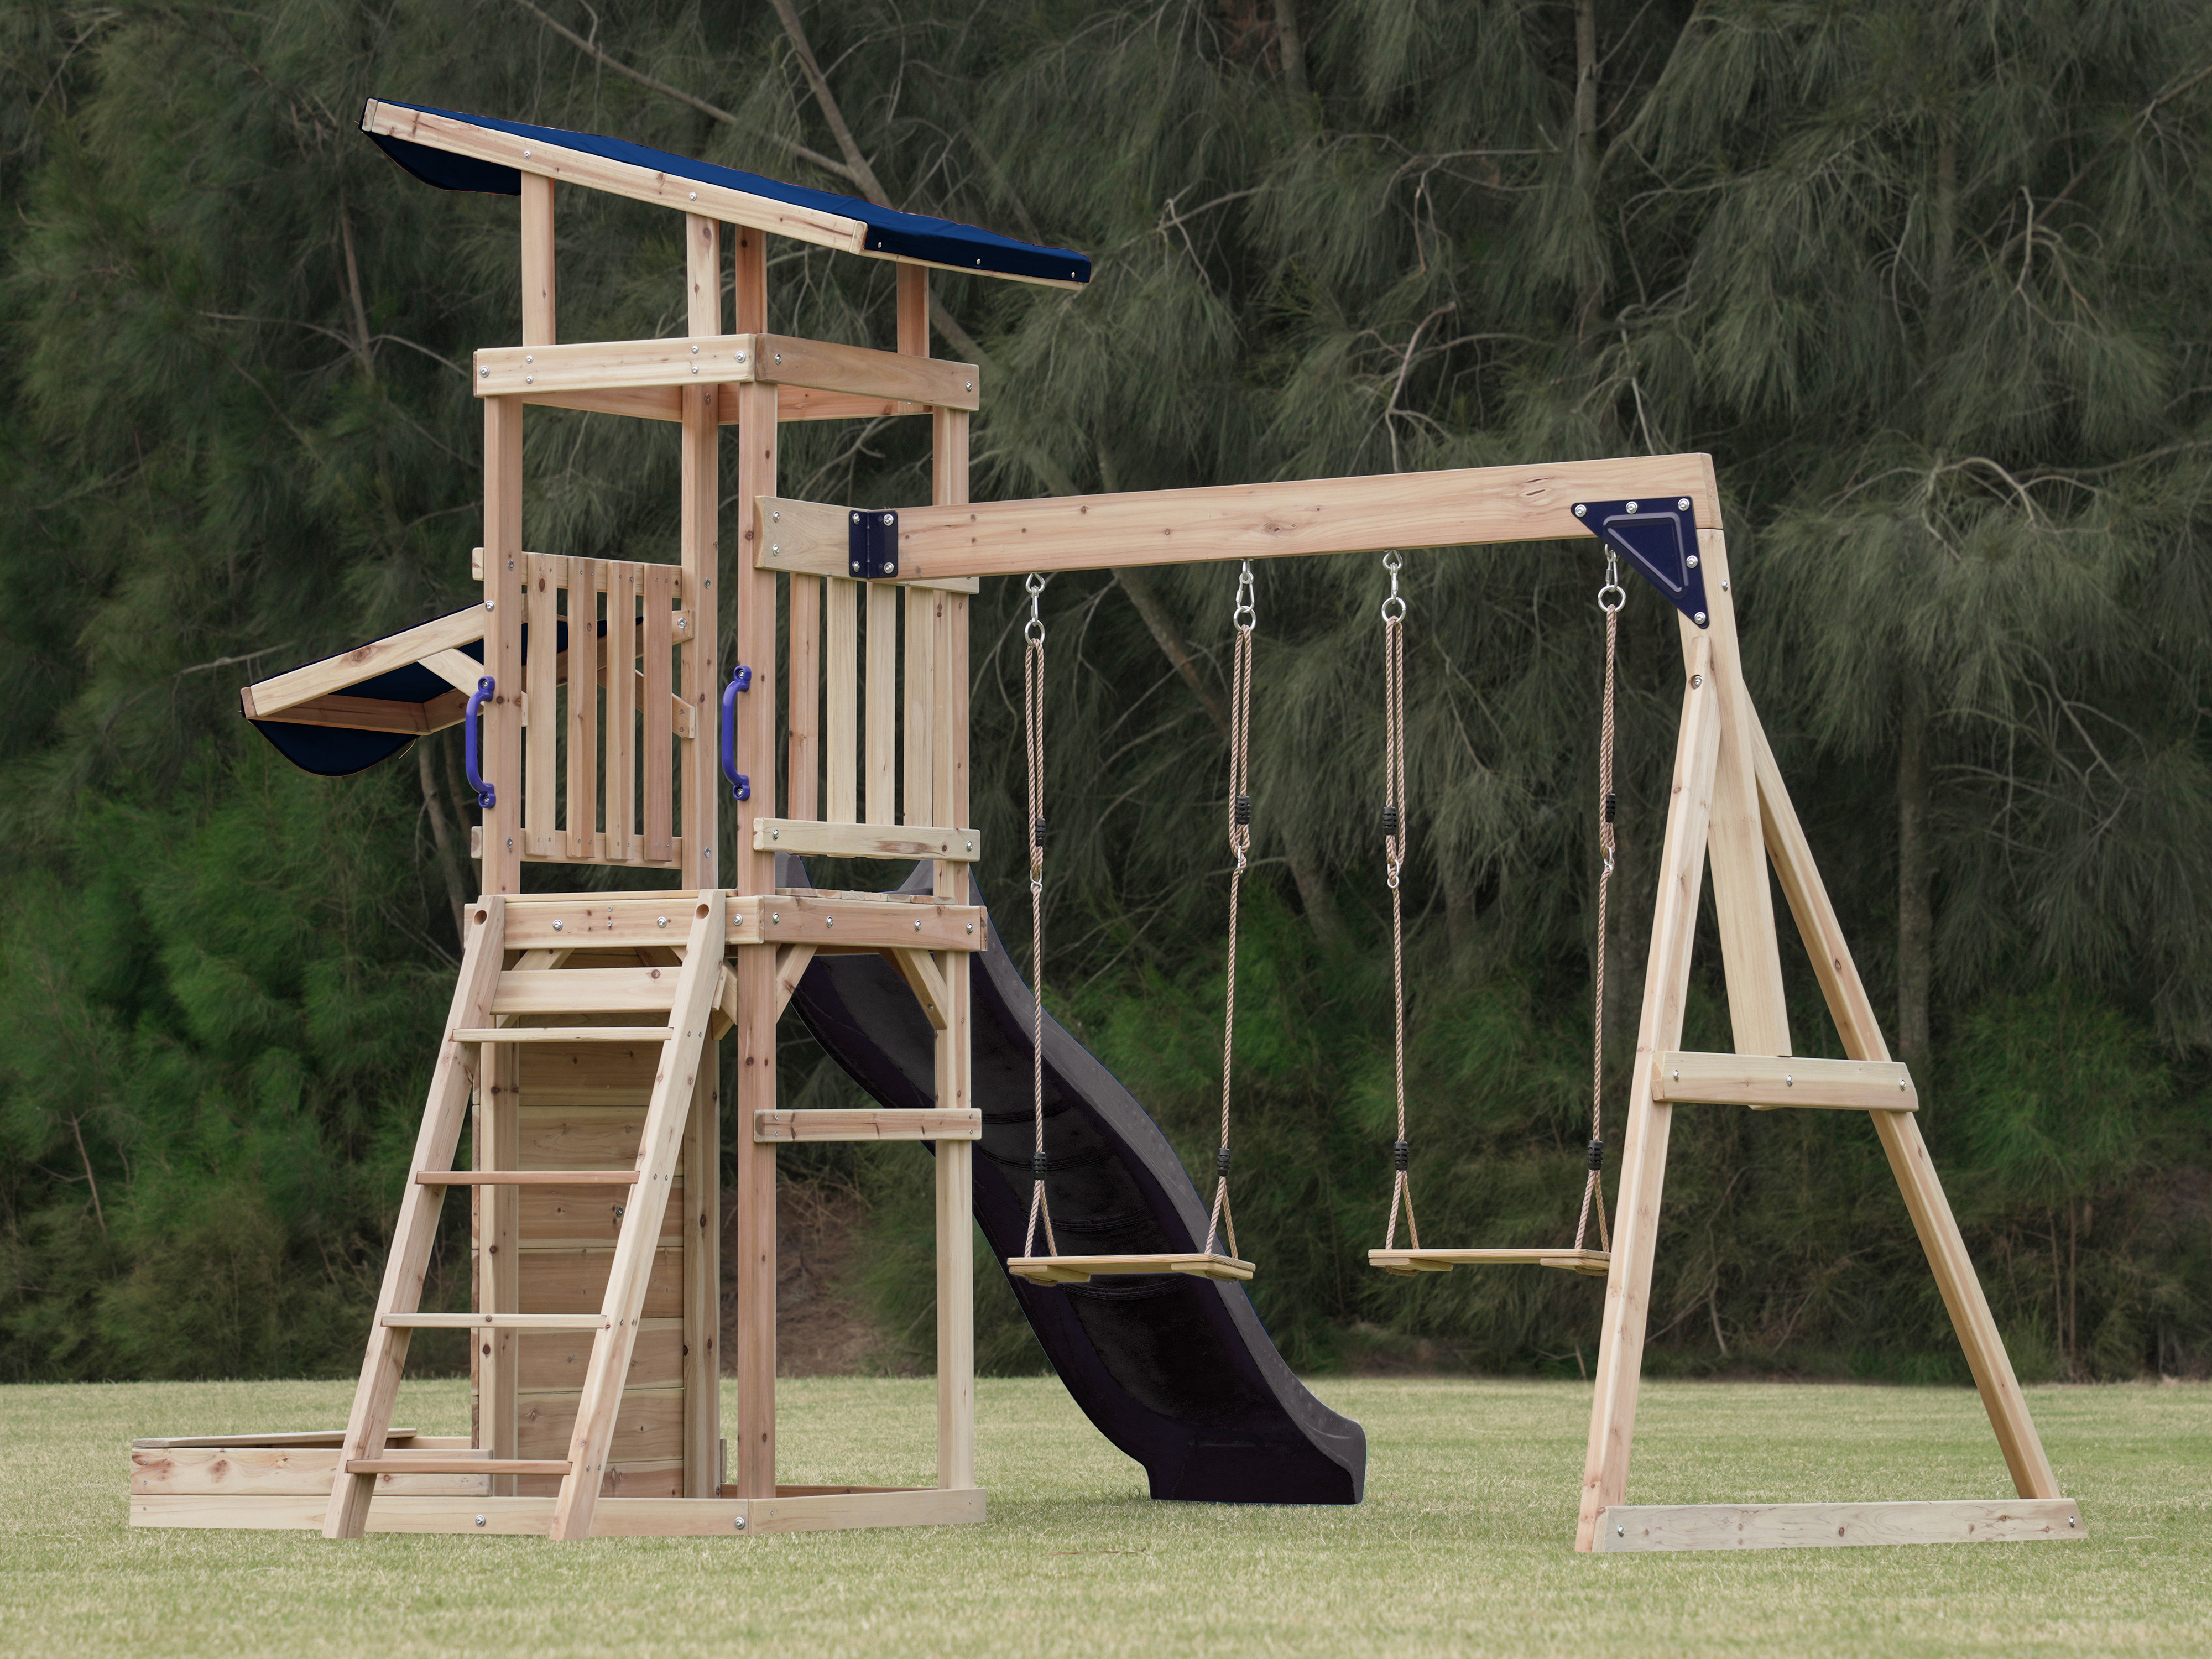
[1032,1150,1050,1180]
[1032,816,1048,848]
[1587,1138,1604,1173]
[1234,794,1251,826]
[1393,1138,1410,1172]
[1604,791,1617,825]
[1381,804,1399,836]
[1215,1145,1233,1178]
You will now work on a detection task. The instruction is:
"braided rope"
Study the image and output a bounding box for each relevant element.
[1205,564,1257,1260]
[1379,554,1419,1251]
[1574,564,1624,1255]
[1021,575,1058,1259]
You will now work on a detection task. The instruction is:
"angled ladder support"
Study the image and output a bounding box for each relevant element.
[326,898,507,1538]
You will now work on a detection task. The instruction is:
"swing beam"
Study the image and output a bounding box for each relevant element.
[773,450,2084,1554]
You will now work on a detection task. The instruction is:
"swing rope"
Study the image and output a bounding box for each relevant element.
[1021,573,1060,1260]
[1379,552,1420,1253]
[1204,562,1258,1261]
[1573,554,1626,1256]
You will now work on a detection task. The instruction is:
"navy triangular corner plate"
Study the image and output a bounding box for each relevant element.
[1569,496,1708,628]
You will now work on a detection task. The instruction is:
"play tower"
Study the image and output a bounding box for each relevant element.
[123,100,2083,1553]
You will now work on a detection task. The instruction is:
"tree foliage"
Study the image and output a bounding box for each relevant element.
[0,0,2205,1383]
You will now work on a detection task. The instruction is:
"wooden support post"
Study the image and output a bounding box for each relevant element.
[1749,711,2060,1500]
[481,400,525,894]
[520,174,555,345]
[910,267,975,1490]
[1575,637,1721,1551]
[730,224,780,1500]
[1683,523,1790,1057]
[682,212,721,889]
[473,1044,521,1495]
[681,1045,720,1496]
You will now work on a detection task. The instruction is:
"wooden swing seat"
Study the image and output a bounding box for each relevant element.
[1008,1251,1254,1286]
[1368,1248,1610,1277]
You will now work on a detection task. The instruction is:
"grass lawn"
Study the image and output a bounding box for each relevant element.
[2,1373,2205,1656]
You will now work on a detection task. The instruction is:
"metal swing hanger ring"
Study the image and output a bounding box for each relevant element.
[1232,560,1257,632]
[1025,571,1048,644]
[1380,549,1407,622]
[1597,551,1626,614]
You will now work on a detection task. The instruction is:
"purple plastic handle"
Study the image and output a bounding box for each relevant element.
[465,676,495,809]
[721,664,752,801]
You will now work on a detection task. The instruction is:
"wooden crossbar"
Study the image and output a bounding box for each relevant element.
[1595,1499,2086,1552]
[1653,1051,1917,1110]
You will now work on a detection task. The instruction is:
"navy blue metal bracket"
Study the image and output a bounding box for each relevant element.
[1569,495,1709,628]
[848,509,899,580]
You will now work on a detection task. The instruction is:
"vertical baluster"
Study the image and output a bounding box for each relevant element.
[786,574,821,821]
[566,559,599,860]
[903,587,935,826]
[644,564,676,863]
[525,554,562,857]
[826,577,858,822]
[608,561,637,860]
[865,584,898,825]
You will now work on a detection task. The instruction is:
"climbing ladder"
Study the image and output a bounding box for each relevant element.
[324,890,727,1542]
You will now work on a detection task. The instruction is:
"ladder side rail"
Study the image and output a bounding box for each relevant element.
[325,898,508,1538]
[550,890,727,1540]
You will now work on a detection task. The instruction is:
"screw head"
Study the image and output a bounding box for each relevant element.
[524,374,534,384]
[1686,555,1699,569]
[774,353,782,365]
[771,912,780,924]
[524,354,534,364]
[1679,498,1691,511]
[656,916,669,928]
[551,919,563,932]
[914,920,922,931]
[476,1515,487,1527]
[1691,673,1704,688]
[734,1515,748,1530]
[1720,580,1730,592]
[479,366,489,378]
[825,917,834,928]
[1625,500,1639,513]
[966,924,975,935]
[883,513,895,526]
[735,351,747,364]
[966,380,974,392]
[772,511,781,522]
[1574,503,1587,518]
[691,343,700,354]
[770,829,780,841]
[1785,1074,1794,1086]
[1616,1524,1625,1537]
[484,599,495,611]
[1693,612,1708,625]
[688,191,697,201]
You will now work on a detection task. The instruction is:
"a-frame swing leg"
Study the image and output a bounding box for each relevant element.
[1575,637,1721,1551]
[1750,714,2059,1500]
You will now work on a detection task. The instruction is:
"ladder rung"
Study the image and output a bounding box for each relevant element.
[382,1313,611,1330]
[491,967,680,1018]
[415,1170,640,1186]
[453,1026,674,1044]
[347,1455,573,1476]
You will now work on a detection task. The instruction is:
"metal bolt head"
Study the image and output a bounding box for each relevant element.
[525,374,534,384]
[966,380,974,392]
[735,351,747,364]
[484,599,496,611]
[1691,673,1704,688]
[770,829,780,841]
[1616,1524,1625,1537]
[771,511,780,522]
[1786,1074,1794,1086]
[883,513,895,526]
[1720,580,1729,592]
[524,354,534,364]
[914,920,922,931]
[734,1515,748,1531]
[774,353,782,365]
[966,924,975,935]
[476,1515,487,1527]
[1678,498,1691,511]
[825,917,834,928]
[551,919,564,932]
[1693,611,1708,625]
[1574,503,1587,518]
[1625,500,1639,513]
[656,915,669,928]
[691,343,700,354]
[771,912,780,924]
[1686,555,1699,569]
[688,191,698,201]
[479,366,489,379]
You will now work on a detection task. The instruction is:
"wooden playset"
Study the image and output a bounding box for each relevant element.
[126,100,2084,1553]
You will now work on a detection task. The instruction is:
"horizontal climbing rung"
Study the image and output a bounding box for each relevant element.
[1652,1052,1917,1111]
[347,1455,574,1477]
[753,1109,981,1143]
[415,1171,640,1186]
[1008,1252,1253,1286]
[453,1026,674,1044]
[752,818,980,862]
[382,1313,611,1331]
[1368,1248,1610,1277]
[491,967,681,1017]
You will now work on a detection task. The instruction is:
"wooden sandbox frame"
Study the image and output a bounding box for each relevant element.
[131,100,2083,1552]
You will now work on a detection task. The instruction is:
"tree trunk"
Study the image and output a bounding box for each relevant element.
[1896,673,1933,1081]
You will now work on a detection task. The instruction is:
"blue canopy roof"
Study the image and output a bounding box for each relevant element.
[366,99,1091,288]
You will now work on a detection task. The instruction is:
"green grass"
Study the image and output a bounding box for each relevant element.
[3,1375,2207,1656]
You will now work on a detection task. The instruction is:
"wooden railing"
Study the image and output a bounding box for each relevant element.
[517,553,695,868]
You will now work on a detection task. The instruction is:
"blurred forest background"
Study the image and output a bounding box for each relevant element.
[1,0,2208,1386]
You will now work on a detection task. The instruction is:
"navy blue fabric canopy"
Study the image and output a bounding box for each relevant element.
[248,618,586,779]
[367,99,1091,287]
